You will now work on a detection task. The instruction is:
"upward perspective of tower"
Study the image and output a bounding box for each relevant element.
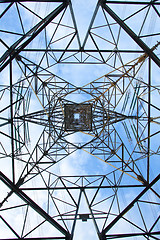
[0,0,160,239]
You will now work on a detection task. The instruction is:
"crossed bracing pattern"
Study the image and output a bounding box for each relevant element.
[0,0,160,67]
[0,0,160,240]
[0,46,160,239]
[0,173,160,239]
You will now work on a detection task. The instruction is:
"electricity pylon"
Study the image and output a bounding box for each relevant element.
[0,1,160,239]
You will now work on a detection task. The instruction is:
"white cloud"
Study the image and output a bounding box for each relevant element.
[1,1,160,239]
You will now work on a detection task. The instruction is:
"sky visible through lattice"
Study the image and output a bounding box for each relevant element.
[0,0,160,239]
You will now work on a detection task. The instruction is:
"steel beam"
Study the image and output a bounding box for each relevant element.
[1,0,160,3]
[21,49,144,53]
[0,238,66,240]
[101,1,160,67]
[147,58,151,182]
[9,59,15,184]
[0,2,68,72]
[104,231,160,239]
[20,184,144,190]
[0,0,65,2]
[100,174,160,239]
[0,171,71,239]
[103,1,160,5]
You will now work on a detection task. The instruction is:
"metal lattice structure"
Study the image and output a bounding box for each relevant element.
[0,0,160,239]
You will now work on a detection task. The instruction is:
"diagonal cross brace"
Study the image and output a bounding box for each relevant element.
[0,171,71,239]
[1,1,65,2]
[101,1,160,67]
[0,1,68,72]
[100,173,160,239]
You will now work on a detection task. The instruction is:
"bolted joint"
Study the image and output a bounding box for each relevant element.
[63,0,70,7]
[66,231,72,240]
[43,150,48,156]
[99,232,106,240]
[99,0,106,7]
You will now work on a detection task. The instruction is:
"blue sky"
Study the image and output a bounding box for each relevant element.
[0,0,160,239]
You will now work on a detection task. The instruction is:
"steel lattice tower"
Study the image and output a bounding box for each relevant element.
[0,0,160,239]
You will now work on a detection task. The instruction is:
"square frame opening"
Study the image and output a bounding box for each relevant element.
[64,104,92,131]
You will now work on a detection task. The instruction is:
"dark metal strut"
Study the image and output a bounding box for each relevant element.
[101,1,160,67]
[0,171,71,240]
[100,173,160,239]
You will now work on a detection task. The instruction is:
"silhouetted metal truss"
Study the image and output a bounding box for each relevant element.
[0,1,160,240]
